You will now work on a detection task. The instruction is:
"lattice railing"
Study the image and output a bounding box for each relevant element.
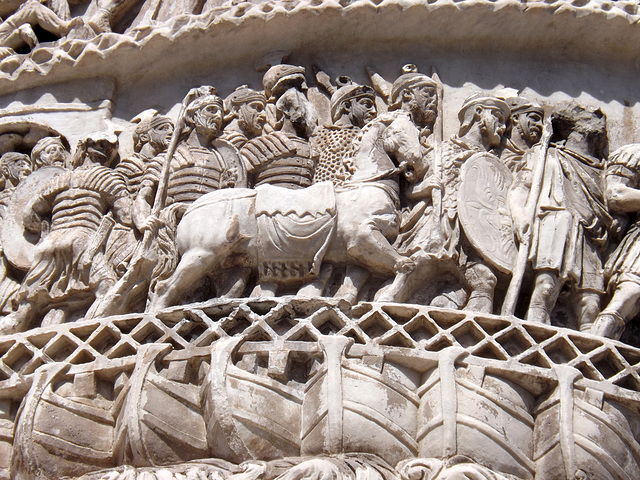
[0,298,639,401]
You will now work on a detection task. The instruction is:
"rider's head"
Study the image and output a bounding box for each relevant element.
[331,77,377,128]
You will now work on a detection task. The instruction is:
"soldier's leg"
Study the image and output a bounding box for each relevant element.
[463,262,497,314]
[250,282,278,297]
[592,281,640,339]
[574,289,601,333]
[86,0,139,33]
[0,303,35,334]
[526,270,562,324]
[214,267,251,298]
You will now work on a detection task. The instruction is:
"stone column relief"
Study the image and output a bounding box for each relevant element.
[0,1,640,478]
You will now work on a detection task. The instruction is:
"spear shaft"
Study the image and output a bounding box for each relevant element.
[501,117,553,316]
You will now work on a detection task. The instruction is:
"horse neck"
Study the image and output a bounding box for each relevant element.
[350,122,397,181]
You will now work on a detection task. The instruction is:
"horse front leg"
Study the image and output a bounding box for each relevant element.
[148,248,219,312]
[335,265,369,304]
[347,224,415,277]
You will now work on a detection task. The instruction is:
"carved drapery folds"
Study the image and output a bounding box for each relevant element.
[1,0,640,476]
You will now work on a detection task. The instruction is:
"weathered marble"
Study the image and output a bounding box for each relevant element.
[0,1,640,479]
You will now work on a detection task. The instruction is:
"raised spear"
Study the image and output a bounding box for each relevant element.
[86,87,214,319]
[501,116,553,317]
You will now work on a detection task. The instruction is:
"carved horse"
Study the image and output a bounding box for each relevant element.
[148,113,426,311]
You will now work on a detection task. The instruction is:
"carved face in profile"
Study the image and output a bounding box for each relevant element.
[514,110,543,147]
[476,106,507,149]
[39,140,68,168]
[194,101,224,137]
[147,120,174,151]
[402,84,438,129]
[237,100,266,138]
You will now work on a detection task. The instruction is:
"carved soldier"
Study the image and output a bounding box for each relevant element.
[510,104,611,329]
[30,136,70,169]
[241,64,317,189]
[117,113,174,196]
[221,85,267,149]
[0,135,132,334]
[376,93,510,313]
[502,96,545,170]
[311,77,377,186]
[102,114,174,280]
[134,90,246,219]
[133,89,247,303]
[591,144,640,339]
[0,152,32,314]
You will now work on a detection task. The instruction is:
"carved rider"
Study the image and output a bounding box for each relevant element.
[312,77,377,186]
[502,96,545,170]
[30,136,70,169]
[221,85,267,149]
[510,104,611,329]
[134,90,246,219]
[241,64,318,189]
[0,135,132,334]
[133,88,246,300]
[591,144,640,339]
[376,93,510,314]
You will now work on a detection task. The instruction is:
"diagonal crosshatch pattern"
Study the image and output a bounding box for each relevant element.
[0,298,639,401]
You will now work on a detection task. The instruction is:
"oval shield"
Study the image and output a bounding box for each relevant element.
[2,166,65,271]
[458,152,517,274]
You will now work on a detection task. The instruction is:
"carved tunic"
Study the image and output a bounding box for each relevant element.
[16,165,128,304]
[528,145,611,291]
[604,151,640,286]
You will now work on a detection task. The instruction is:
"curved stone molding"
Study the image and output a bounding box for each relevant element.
[2,0,640,91]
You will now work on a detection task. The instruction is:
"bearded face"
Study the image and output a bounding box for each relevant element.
[515,110,543,147]
[194,102,224,137]
[403,85,438,129]
[237,100,266,138]
[148,121,174,152]
[477,106,507,149]
[2,155,31,186]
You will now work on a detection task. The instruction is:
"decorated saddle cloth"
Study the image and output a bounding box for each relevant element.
[255,182,336,282]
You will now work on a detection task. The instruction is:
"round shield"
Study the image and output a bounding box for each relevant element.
[2,166,65,271]
[458,152,517,274]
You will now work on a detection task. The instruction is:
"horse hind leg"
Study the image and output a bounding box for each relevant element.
[148,248,220,312]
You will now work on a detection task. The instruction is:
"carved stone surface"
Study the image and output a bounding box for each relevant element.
[1,1,640,479]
